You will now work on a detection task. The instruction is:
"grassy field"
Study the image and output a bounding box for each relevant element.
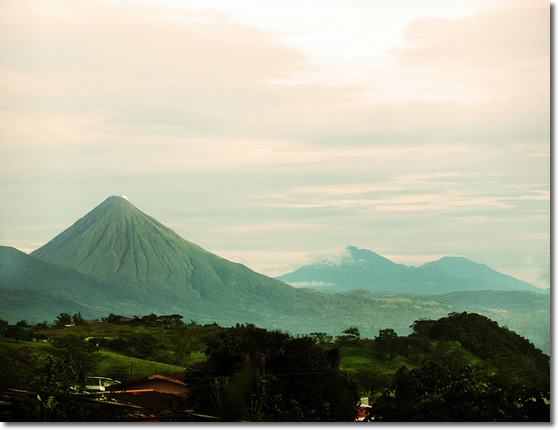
[339,346,414,374]
[0,338,185,382]
[1,338,59,354]
[94,350,185,381]
[39,322,146,339]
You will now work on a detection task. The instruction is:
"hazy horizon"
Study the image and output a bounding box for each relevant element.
[0,0,550,288]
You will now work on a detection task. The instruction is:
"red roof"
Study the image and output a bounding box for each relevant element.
[107,374,188,396]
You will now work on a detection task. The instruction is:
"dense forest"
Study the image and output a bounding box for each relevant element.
[0,311,550,422]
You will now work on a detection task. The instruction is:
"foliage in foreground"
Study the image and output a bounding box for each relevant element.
[0,311,550,422]
[372,360,549,422]
[185,324,360,421]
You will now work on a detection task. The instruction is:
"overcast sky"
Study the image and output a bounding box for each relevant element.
[0,0,550,288]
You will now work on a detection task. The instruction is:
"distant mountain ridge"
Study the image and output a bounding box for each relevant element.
[277,246,542,294]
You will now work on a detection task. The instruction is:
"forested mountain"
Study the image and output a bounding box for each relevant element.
[277,246,543,294]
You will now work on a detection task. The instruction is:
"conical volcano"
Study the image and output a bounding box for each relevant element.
[30,196,302,323]
[33,196,212,287]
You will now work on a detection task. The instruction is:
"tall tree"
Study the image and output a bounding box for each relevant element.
[51,335,100,388]
[374,328,399,360]
[185,325,359,421]
[53,313,72,328]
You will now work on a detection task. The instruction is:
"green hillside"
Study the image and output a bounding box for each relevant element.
[0,339,184,383]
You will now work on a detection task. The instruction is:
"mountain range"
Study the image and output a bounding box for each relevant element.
[0,196,549,352]
[277,246,543,294]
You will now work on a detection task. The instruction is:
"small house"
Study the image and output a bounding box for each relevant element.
[105,374,189,411]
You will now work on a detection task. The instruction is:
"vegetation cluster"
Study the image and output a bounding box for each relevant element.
[0,311,550,422]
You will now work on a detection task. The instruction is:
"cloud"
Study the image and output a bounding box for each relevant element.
[288,281,335,289]
[263,139,549,217]
[0,1,305,84]
[0,0,549,149]
[397,5,549,100]
[0,0,336,138]
[401,5,548,65]
[306,247,352,265]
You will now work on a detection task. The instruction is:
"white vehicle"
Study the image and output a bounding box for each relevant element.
[83,377,120,392]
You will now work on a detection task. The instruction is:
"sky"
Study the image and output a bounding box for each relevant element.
[0,0,550,288]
